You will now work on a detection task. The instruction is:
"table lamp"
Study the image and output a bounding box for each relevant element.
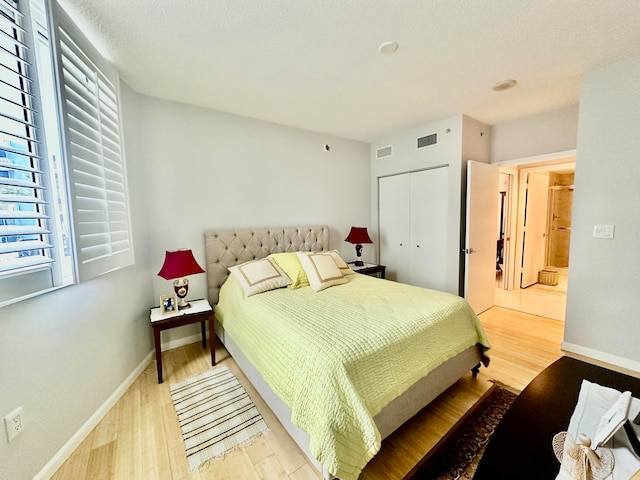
[345,227,373,266]
[157,249,205,309]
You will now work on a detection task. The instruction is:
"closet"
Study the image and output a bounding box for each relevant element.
[372,114,491,297]
[378,166,449,291]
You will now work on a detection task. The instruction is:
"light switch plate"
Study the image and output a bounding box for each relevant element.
[593,225,615,239]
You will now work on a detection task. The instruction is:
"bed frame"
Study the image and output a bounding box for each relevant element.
[204,225,482,479]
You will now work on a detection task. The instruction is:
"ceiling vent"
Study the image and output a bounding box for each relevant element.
[417,133,437,148]
[376,145,393,159]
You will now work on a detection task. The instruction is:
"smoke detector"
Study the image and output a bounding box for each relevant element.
[378,41,399,54]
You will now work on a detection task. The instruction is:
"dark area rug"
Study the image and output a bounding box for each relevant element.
[405,383,518,480]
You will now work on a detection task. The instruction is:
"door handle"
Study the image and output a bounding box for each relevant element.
[462,248,476,254]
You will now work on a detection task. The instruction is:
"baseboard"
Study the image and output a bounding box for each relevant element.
[562,342,640,378]
[34,351,154,480]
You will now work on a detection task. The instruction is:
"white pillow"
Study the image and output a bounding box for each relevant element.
[228,258,292,297]
[296,252,347,292]
[324,250,355,275]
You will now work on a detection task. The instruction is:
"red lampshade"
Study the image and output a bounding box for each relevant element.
[157,249,205,280]
[344,227,373,245]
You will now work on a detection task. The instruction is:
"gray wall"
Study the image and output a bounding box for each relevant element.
[490,104,579,162]
[137,94,372,346]
[563,54,640,370]
[0,82,153,480]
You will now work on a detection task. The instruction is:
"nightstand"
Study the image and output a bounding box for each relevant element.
[349,262,386,278]
[149,298,215,383]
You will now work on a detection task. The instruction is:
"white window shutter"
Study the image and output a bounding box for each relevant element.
[0,0,54,274]
[51,1,133,281]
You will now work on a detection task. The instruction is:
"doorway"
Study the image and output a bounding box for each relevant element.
[494,158,575,321]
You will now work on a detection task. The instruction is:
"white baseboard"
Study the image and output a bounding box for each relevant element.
[34,351,154,480]
[562,342,640,376]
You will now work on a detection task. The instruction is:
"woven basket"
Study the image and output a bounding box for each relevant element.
[538,269,559,286]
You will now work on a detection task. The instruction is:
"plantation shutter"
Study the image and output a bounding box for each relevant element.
[51,1,133,281]
[0,0,54,273]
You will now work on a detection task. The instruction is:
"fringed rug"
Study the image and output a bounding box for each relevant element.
[405,382,518,480]
[170,365,268,470]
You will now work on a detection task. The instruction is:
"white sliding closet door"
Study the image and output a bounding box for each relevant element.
[379,174,411,283]
[379,166,449,291]
[410,167,449,291]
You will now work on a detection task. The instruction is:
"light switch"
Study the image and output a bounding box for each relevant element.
[593,225,615,239]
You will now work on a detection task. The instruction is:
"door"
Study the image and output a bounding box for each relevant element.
[379,167,449,290]
[410,167,449,291]
[520,173,549,287]
[464,161,499,314]
[379,174,411,283]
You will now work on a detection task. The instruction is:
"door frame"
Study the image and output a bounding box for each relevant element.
[495,150,576,291]
[498,167,518,290]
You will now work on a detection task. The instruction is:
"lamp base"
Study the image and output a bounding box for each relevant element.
[354,260,364,266]
[173,278,191,310]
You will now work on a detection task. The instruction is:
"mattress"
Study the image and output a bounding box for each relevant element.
[215,273,490,480]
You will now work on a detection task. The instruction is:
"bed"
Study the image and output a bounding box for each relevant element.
[204,225,489,480]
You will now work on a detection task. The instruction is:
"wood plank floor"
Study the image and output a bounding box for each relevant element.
[51,306,564,480]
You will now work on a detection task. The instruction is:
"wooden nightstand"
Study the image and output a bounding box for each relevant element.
[149,298,215,383]
[349,262,386,278]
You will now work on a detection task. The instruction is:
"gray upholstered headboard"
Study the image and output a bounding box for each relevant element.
[204,225,329,305]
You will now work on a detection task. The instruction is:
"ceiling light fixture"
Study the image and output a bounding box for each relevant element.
[378,41,398,54]
[492,79,517,91]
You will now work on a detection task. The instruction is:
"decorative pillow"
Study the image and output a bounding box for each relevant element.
[324,250,355,275]
[228,258,291,297]
[296,252,347,292]
[268,252,309,289]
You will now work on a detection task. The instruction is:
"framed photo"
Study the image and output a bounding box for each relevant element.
[160,293,178,315]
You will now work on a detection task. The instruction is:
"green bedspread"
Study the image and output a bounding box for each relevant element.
[215,273,490,480]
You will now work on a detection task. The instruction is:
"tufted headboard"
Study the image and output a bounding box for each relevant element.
[204,225,329,305]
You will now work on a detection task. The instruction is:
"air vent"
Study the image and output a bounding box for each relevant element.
[376,145,393,159]
[417,133,437,148]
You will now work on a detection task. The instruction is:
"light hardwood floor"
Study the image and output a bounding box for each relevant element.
[51,307,564,480]
[495,267,568,321]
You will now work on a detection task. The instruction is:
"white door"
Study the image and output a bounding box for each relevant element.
[410,167,449,291]
[379,174,411,283]
[464,161,499,314]
[521,173,549,288]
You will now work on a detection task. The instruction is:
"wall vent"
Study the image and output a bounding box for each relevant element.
[417,133,437,148]
[376,145,393,159]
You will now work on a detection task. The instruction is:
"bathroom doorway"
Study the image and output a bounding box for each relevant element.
[494,158,575,321]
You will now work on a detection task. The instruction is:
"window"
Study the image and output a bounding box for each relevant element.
[0,0,133,307]
[52,1,133,282]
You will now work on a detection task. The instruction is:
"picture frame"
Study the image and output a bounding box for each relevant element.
[160,293,178,315]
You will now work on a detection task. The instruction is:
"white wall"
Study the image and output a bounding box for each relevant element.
[563,55,640,370]
[490,104,579,163]
[137,94,371,345]
[0,82,153,480]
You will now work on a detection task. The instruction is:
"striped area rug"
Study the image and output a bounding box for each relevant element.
[170,365,268,470]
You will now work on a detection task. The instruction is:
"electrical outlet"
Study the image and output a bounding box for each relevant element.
[4,407,24,443]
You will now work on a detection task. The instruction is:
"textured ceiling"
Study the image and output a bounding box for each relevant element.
[59,0,640,142]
